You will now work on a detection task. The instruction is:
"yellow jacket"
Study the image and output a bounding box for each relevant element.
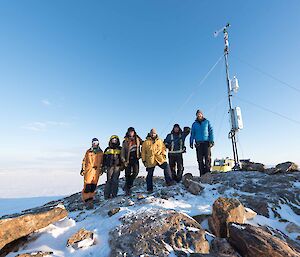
[141,136,167,168]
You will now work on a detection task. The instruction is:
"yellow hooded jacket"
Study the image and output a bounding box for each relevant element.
[141,135,167,168]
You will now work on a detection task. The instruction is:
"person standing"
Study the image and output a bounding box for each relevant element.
[81,138,103,209]
[141,128,174,192]
[121,127,143,196]
[103,135,124,199]
[190,110,214,176]
[164,124,190,182]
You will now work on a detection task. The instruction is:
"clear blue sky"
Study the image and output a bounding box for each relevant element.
[0,0,300,171]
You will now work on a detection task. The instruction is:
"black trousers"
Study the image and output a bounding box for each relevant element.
[104,166,121,199]
[168,153,184,182]
[125,158,139,189]
[196,142,211,176]
[146,162,173,191]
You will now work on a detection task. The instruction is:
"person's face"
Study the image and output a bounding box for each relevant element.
[151,132,157,138]
[174,127,179,133]
[92,141,99,148]
[197,112,203,120]
[129,131,135,137]
[111,138,118,144]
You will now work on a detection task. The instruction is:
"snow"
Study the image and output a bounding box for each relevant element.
[1,166,300,256]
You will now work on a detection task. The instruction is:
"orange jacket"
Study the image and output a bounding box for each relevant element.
[82,147,103,184]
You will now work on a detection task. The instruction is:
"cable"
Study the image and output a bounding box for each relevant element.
[233,55,300,94]
[160,53,224,134]
[236,96,300,125]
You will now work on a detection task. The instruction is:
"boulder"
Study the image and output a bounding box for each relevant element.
[0,205,67,250]
[182,173,194,188]
[208,197,245,238]
[275,162,299,173]
[240,160,265,172]
[182,173,204,195]
[67,228,94,249]
[16,251,53,257]
[188,180,204,195]
[109,208,209,257]
[228,223,300,257]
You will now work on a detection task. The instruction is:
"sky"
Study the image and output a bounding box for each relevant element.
[0,0,300,174]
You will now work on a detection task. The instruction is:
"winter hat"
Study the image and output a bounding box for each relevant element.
[92,138,99,143]
[127,127,135,133]
[173,124,180,129]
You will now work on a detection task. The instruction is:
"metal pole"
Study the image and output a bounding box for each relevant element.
[223,28,240,170]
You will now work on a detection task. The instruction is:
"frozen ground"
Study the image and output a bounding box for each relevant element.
[1,167,299,257]
[0,166,200,216]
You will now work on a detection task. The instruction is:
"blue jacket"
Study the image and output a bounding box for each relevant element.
[164,130,189,154]
[190,118,214,145]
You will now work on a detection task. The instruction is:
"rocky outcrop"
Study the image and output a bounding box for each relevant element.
[228,223,300,257]
[266,161,299,174]
[109,208,209,257]
[198,171,300,218]
[208,197,245,238]
[0,205,67,250]
[240,160,265,172]
[67,228,94,249]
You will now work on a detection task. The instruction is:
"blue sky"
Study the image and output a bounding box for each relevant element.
[0,0,300,172]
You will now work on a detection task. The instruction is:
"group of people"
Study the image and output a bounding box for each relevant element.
[80,110,214,208]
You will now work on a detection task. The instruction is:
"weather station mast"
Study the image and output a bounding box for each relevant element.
[214,23,243,170]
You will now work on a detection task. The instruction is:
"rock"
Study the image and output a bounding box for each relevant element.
[275,162,299,173]
[286,222,300,234]
[245,207,257,220]
[182,173,204,195]
[240,160,265,172]
[187,180,204,195]
[108,207,120,217]
[109,208,209,257]
[192,214,211,225]
[0,205,67,250]
[208,197,245,238]
[228,223,300,257]
[210,237,240,256]
[16,251,53,257]
[67,228,94,249]
[182,173,194,188]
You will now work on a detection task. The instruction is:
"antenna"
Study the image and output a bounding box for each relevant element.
[215,23,242,170]
[214,23,230,37]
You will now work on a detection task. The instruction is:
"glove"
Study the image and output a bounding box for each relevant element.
[80,169,85,176]
[183,127,191,134]
[209,141,215,147]
[190,143,193,149]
